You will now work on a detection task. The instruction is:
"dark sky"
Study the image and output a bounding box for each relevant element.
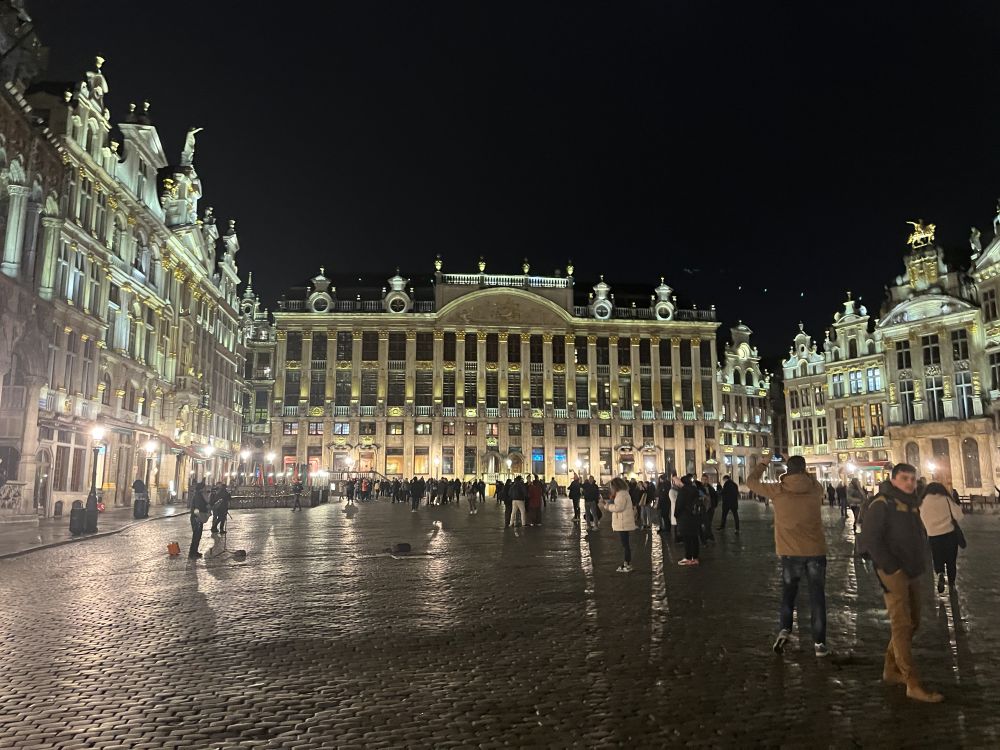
[28,1,1000,364]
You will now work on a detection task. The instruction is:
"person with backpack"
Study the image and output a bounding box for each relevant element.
[605,476,637,572]
[860,462,943,703]
[674,474,703,565]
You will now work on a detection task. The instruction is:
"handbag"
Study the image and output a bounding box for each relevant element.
[946,499,967,549]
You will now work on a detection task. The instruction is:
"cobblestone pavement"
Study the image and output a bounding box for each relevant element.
[1,497,998,749]
[0,506,183,558]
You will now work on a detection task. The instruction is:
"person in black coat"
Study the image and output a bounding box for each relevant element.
[718,475,741,532]
[656,474,672,535]
[211,482,231,534]
[674,475,703,564]
[568,476,582,521]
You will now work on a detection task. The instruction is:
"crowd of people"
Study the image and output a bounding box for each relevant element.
[185,455,969,705]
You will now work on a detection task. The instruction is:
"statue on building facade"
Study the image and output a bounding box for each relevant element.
[906,219,935,249]
[180,127,203,167]
[970,226,982,256]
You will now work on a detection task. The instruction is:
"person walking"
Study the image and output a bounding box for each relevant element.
[568,474,582,522]
[718,474,741,532]
[747,457,829,658]
[847,477,866,532]
[605,477,637,572]
[509,476,528,528]
[188,483,210,559]
[638,481,654,529]
[582,475,601,531]
[920,482,965,594]
[527,476,544,526]
[674,475,703,565]
[860,463,943,702]
[548,476,559,504]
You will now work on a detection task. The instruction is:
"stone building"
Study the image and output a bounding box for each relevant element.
[782,294,890,486]
[0,16,250,524]
[717,323,776,483]
[782,220,996,496]
[247,259,772,486]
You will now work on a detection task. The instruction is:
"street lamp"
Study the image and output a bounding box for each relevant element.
[86,425,106,533]
[266,451,276,489]
[240,448,251,487]
[926,461,936,479]
[505,457,512,478]
[433,455,441,477]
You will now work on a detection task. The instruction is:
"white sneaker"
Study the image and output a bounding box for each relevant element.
[678,559,691,566]
[616,564,632,573]
[814,643,831,657]
[773,629,791,654]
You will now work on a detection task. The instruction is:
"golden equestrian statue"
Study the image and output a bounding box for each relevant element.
[906,219,936,248]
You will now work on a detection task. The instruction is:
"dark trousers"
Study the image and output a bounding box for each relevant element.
[780,555,827,644]
[571,497,580,518]
[211,511,226,534]
[619,530,632,564]
[292,493,302,510]
[657,500,671,533]
[683,534,700,560]
[929,531,959,583]
[719,505,740,530]
[411,495,420,510]
[189,514,204,558]
[503,500,513,526]
[701,508,716,542]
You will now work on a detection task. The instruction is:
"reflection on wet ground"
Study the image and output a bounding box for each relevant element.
[0,498,998,748]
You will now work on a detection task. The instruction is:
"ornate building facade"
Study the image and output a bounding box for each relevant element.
[0,6,250,525]
[243,260,774,486]
[783,220,996,495]
[717,323,774,482]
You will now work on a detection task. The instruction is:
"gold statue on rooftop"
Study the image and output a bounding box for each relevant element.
[906,219,935,248]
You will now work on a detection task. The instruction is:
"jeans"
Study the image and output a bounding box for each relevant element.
[571,497,580,518]
[510,500,526,526]
[929,532,959,584]
[657,501,671,532]
[503,500,512,525]
[619,530,631,564]
[585,500,600,527]
[779,555,827,645]
[189,514,204,558]
[701,508,716,542]
[292,492,302,510]
[640,506,654,527]
[410,495,420,510]
[719,505,740,530]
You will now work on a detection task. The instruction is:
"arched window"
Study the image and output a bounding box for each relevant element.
[735,368,744,386]
[962,438,982,489]
[139,390,148,418]
[848,339,859,359]
[799,362,808,377]
[832,348,840,362]
[125,383,136,412]
[905,441,920,471]
[747,370,757,387]
[101,375,112,405]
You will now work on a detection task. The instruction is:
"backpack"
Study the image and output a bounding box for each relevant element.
[691,487,706,516]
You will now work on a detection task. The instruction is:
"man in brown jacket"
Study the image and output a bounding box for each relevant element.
[861,462,943,703]
[747,456,829,657]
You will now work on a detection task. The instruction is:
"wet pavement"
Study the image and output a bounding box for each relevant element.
[0,506,183,558]
[1,498,998,749]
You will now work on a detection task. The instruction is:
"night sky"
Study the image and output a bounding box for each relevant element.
[28,1,1000,365]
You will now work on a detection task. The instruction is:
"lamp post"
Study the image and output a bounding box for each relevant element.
[86,425,105,532]
[266,451,276,494]
[240,449,250,487]
[505,457,512,479]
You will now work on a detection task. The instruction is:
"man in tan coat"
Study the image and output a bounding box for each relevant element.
[747,456,829,656]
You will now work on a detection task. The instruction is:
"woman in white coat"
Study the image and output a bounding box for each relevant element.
[606,476,637,573]
[920,482,964,594]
